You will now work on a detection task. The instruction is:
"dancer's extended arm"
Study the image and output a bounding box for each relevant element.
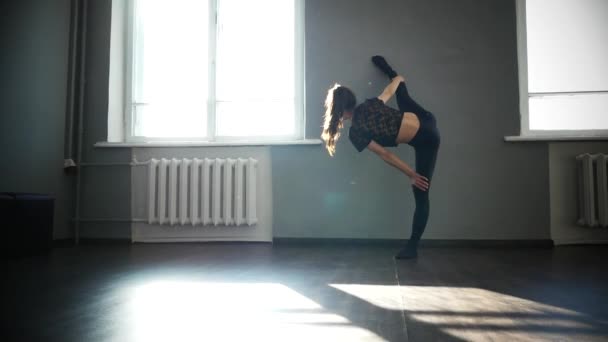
[367,140,429,191]
[377,75,404,104]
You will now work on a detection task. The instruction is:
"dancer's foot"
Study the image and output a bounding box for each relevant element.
[372,55,398,79]
[395,243,418,260]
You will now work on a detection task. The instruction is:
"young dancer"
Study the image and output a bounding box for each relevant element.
[321,56,440,259]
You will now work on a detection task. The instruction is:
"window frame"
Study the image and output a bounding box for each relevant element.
[515,0,608,138]
[123,0,306,143]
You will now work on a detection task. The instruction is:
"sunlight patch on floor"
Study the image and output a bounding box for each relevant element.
[332,284,602,341]
[126,281,387,342]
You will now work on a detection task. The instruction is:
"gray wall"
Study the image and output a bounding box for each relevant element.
[0,0,75,239]
[549,142,608,245]
[79,0,552,241]
[79,0,132,239]
[6,0,603,242]
[272,0,550,239]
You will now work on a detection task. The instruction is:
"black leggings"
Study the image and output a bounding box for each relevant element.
[395,82,440,244]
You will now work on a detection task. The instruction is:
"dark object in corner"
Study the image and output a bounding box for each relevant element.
[0,192,54,258]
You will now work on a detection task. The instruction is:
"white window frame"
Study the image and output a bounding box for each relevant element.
[123,0,306,143]
[515,0,608,138]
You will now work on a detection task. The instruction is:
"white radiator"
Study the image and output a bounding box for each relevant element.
[576,153,608,227]
[147,158,258,226]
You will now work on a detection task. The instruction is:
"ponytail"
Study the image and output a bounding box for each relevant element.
[321,84,356,156]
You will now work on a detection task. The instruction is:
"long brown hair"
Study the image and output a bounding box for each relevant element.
[321,84,356,156]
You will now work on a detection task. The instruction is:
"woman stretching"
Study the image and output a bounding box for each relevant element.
[321,56,440,259]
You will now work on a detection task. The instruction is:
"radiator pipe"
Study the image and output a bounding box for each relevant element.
[72,218,147,223]
[71,157,153,167]
[64,0,79,166]
[74,0,88,244]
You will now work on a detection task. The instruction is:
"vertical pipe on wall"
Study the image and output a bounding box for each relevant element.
[74,0,88,244]
[64,0,79,165]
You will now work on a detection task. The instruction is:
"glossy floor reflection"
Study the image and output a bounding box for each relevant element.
[127,281,384,341]
[3,243,608,341]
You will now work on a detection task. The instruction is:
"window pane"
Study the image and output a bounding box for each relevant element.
[526,0,608,93]
[134,103,207,138]
[133,0,209,138]
[529,93,608,131]
[215,0,296,137]
[216,101,295,137]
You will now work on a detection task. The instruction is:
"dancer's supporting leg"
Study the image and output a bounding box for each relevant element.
[395,144,439,259]
[371,55,440,259]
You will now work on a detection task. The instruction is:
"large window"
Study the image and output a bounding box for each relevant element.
[126,0,304,142]
[516,0,608,136]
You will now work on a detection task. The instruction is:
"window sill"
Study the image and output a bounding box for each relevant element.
[95,139,323,148]
[504,135,608,142]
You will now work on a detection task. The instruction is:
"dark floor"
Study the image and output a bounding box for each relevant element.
[2,243,608,342]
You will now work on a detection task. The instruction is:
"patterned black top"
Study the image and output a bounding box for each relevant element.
[348,98,404,152]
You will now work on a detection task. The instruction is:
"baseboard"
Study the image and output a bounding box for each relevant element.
[56,238,273,246]
[424,239,554,248]
[53,238,131,247]
[553,239,608,246]
[272,238,554,248]
[132,237,272,243]
[131,222,272,244]
[73,238,271,245]
[132,240,272,245]
[54,237,556,248]
[53,238,132,246]
[273,238,406,246]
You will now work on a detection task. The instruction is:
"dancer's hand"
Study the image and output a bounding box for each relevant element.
[409,173,429,191]
[393,75,405,83]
